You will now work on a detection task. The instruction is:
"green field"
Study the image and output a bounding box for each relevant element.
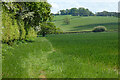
[2,32,118,78]
[2,1,119,78]
[2,16,118,78]
[53,15,118,32]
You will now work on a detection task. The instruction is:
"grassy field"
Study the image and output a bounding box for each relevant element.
[53,15,118,32]
[2,32,118,78]
[2,38,54,78]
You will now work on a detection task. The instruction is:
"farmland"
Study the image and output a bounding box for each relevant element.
[1,1,119,79]
[2,14,119,78]
[53,15,118,32]
[2,32,118,78]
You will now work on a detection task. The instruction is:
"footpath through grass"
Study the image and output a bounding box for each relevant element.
[2,38,54,78]
[2,32,118,78]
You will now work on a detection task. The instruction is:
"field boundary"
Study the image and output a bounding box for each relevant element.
[61,31,118,34]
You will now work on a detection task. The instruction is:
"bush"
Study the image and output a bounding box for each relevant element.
[37,22,61,36]
[19,21,26,40]
[92,26,107,32]
[2,12,20,43]
[26,27,37,41]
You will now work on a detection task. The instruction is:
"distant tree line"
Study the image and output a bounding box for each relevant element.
[53,7,118,17]
[59,8,94,16]
[96,11,118,17]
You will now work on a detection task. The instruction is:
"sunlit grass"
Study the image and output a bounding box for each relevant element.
[53,16,118,32]
[2,32,118,78]
[46,32,118,78]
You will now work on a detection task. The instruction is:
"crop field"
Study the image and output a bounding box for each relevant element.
[53,15,118,32]
[2,1,119,79]
[2,32,118,78]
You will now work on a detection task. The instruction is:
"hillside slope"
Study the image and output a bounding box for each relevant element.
[53,15,118,32]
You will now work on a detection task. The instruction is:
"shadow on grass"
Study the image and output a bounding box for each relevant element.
[69,22,118,31]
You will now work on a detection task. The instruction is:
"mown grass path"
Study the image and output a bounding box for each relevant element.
[2,32,118,78]
[2,38,55,78]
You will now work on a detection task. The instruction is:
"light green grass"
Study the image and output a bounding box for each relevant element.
[53,15,118,32]
[2,32,118,78]
[2,38,54,78]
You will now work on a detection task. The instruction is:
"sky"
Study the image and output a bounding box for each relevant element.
[48,0,119,13]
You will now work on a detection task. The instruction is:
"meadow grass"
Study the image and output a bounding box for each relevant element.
[53,15,118,32]
[2,32,118,78]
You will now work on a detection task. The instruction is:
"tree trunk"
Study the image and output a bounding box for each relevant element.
[42,32,46,37]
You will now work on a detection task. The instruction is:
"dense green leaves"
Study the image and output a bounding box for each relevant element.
[2,2,58,43]
[96,11,118,17]
[59,7,94,16]
[38,22,60,37]
[92,26,107,32]
[2,12,20,43]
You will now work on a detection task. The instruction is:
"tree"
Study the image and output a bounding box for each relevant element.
[60,10,66,15]
[59,7,94,16]
[38,22,58,37]
[66,9,70,15]
[63,16,70,24]
[70,8,78,16]
[2,1,57,42]
[2,2,53,34]
[95,11,118,17]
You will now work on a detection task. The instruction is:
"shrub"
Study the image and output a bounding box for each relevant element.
[2,12,20,43]
[19,22,26,40]
[92,26,107,32]
[26,27,37,41]
[12,20,20,40]
[38,22,61,36]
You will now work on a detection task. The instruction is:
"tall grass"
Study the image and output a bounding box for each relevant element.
[2,32,118,78]
[46,32,118,78]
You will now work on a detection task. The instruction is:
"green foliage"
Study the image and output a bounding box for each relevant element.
[13,20,20,40]
[70,8,79,16]
[2,12,20,43]
[63,16,70,24]
[60,7,94,16]
[2,2,53,43]
[26,27,37,41]
[2,12,11,42]
[92,26,107,32]
[19,22,26,40]
[96,11,118,17]
[59,7,118,17]
[55,28,63,34]
[38,22,60,37]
